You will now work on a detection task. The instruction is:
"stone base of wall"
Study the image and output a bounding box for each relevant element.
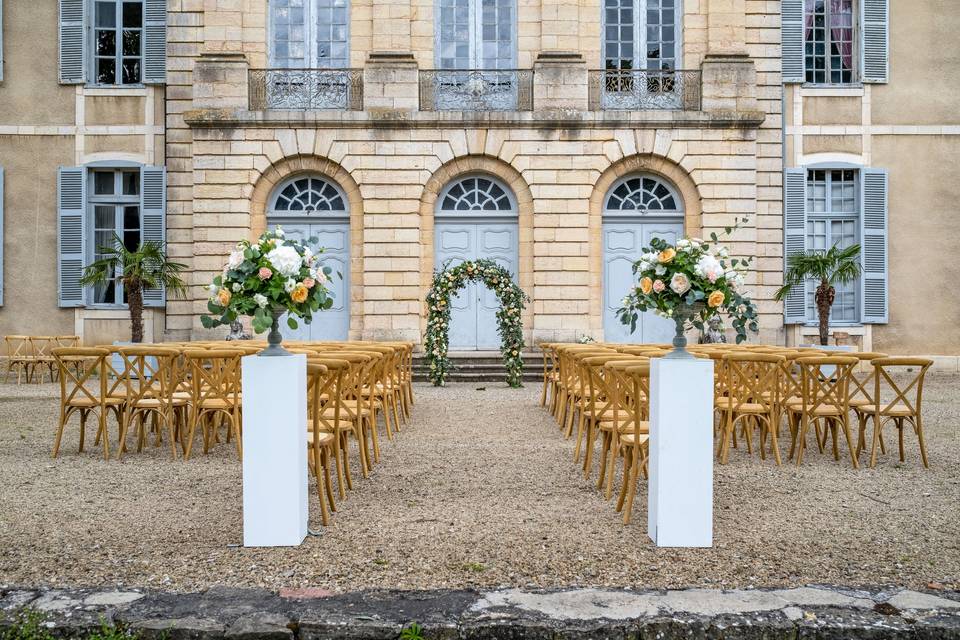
[3,585,959,639]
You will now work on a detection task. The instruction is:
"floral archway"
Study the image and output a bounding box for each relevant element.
[424,259,529,388]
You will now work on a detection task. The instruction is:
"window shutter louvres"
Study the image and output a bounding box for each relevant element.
[143,0,167,84]
[58,0,85,84]
[141,166,166,307]
[781,0,805,83]
[862,0,889,83]
[783,168,808,324]
[860,168,888,323]
[58,167,86,307]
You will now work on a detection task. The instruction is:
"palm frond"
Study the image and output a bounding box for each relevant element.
[774,243,862,302]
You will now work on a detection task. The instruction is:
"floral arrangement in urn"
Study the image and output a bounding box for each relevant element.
[201,228,335,355]
[617,228,759,352]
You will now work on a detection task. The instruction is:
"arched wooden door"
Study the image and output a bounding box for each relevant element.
[267,175,351,341]
[434,175,519,350]
[602,174,685,343]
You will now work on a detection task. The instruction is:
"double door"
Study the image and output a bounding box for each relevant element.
[435,220,518,350]
[603,219,683,343]
[269,221,350,341]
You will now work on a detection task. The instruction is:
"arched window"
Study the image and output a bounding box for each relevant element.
[437,175,516,214]
[604,174,683,214]
[269,175,347,215]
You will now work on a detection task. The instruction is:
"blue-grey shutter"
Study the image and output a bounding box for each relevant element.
[783,168,808,324]
[143,0,167,84]
[862,0,888,83]
[1,0,5,82]
[141,166,166,307]
[0,167,4,306]
[58,0,85,84]
[781,0,805,83]
[58,167,86,307]
[860,168,888,323]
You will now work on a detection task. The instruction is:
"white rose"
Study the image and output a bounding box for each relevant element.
[253,293,268,308]
[696,255,723,283]
[266,245,303,277]
[315,270,328,284]
[670,272,691,295]
[655,265,667,276]
[231,282,242,292]
[284,279,296,293]
[226,250,245,270]
[208,283,219,295]
[274,226,285,238]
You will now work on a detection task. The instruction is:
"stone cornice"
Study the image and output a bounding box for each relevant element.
[183,107,767,130]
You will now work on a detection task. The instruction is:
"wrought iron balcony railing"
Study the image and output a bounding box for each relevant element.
[419,69,533,111]
[588,69,701,111]
[248,68,363,110]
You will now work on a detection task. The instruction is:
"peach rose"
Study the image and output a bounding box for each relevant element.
[652,279,666,293]
[303,277,316,289]
[291,284,309,304]
[258,267,273,280]
[658,248,677,264]
[639,277,653,295]
[216,288,231,307]
[708,290,726,308]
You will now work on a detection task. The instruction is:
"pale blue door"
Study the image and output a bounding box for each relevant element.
[602,220,683,343]
[271,221,351,341]
[435,220,519,350]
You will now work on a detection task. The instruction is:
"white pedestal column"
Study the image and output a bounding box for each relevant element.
[647,356,714,547]
[241,353,308,547]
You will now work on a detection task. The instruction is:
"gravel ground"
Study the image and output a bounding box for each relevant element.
[0,376,958,593]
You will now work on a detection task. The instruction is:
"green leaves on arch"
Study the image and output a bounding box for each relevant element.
[424,259,530,388]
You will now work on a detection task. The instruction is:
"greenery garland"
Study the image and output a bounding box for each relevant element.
[424,259,529,388]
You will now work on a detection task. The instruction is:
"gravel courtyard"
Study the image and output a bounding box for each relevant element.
[0,377,958,593]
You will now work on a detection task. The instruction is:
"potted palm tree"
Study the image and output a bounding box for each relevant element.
[80,234,188,343]
[774,244,862,346]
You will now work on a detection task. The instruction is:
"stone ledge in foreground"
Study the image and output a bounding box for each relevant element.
[2,584,959,639]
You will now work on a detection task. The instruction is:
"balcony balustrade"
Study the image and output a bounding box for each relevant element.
[248,68,364,110]
[418,69,534,111]
[588,69,701,111]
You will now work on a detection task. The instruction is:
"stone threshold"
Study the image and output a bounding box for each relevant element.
[2,585,959,639]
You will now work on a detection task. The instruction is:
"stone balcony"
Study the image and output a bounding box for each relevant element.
[187,51,764,130]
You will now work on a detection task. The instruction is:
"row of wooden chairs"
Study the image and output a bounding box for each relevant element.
[49,340,415,527]
[4,335,80,384]
[538,342,935,525]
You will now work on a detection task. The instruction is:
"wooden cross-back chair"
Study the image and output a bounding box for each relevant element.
[114,346,187,459]
[308,357,356,499]
[306,362,337,526]
[182,349,244,460]
[51,347,125,460]
[787,356,859,468]
[29,336,59,384]
[598,357,648,499]
[844,351,889,458]
[560,346,616,438]
[313,351,376,476]
[356,344,404,440]
[538,343,560,410]
[857,357,934,468]
[616,363,651,525]
[336,349,387,462]
[5,335,34,384]
[716,353,785,465]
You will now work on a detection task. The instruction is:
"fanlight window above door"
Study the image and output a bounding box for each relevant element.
[438,176,516,214]
[604,175,682,213]
[270,176,347,214]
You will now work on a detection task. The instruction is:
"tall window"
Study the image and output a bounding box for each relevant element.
[89,168,141,305]
[804,0,854,84]
[270,0,349,68]
[603,0,678,71]
[436,0,515,69]
[93,0,144,85]
[806,168,859,322]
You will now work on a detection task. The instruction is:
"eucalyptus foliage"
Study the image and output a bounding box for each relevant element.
[424,259,529,387]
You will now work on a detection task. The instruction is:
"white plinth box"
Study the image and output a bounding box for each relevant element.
[647,357,714,547]
[241,353,308,547]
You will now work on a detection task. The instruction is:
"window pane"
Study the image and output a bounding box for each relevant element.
[122,171,139,195]
[122,59,141,84]
[94,171,115,195]
[122,30,141,56]
[96,30,117,56]
[96,58,117,84]
[96,1,117,28]
[94,206,115,230]
[123,205,140,230]
[122,2,142,28]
